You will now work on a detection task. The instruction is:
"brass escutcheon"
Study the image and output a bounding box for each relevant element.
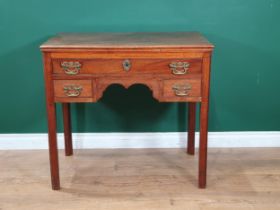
[169,62,190,75]
[63,85,83,97]
[123,59,131,72]
[172,83,192,96]
[61,61,82,75]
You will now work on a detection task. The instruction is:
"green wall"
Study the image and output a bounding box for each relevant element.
[0,0,279,133]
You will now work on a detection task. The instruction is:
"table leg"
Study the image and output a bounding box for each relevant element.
[187,102,196,155]
[47,102,60,190]
[198,101,209,188]
[62,103,73,156]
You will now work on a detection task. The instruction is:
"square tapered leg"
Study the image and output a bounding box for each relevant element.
[62,103,73,156]
[46,102,60,190]
[187,102,196,155]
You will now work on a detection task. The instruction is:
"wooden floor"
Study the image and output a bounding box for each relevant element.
[1,148,280,210]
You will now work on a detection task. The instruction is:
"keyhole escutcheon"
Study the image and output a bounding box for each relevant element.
[123,59,131,72]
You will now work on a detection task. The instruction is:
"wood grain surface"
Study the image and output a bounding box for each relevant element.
[52,58,202,75]
[0,148,279,210]
[41,32,214,49]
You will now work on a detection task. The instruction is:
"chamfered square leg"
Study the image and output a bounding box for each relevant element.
[46,102,60,190]
[198,101,209,188]
[187,102,196,155]
[62,103,73,156]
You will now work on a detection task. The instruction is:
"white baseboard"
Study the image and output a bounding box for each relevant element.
[0,132,279,150]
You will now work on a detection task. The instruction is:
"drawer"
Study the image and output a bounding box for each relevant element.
[53,80,93,102]
[52,59,201,75]
[162,79,201,101]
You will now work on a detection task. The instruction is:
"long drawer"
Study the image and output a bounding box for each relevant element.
[52,58,202,76]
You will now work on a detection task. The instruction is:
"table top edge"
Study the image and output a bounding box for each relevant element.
[40,32,214,50]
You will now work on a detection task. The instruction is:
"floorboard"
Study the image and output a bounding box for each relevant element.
[0,148,280,210]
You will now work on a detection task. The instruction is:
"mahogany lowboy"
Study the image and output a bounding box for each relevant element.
[40,32,214,190]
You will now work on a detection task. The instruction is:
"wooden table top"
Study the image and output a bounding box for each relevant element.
[40,32,214,49]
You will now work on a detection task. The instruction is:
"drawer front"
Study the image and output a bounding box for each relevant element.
[52,59,201,75]
[162,79,201,101]
[53,80,93,102]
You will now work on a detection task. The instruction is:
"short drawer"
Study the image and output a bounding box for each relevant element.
[53,80,93,102]
[52,59,201,76]
[162,79,201,101]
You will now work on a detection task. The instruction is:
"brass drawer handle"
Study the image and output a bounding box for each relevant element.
[172,83,192,96]
[169,62,190,75]
[123,59,131,72]
[61,61,82,75]
[63,85,83,97]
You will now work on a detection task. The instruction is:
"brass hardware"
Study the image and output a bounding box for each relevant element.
[123,59,131,72]
[169,62,190,75]
[172,83,192,96]
[63,85,83,97]
[61,61,82,75]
